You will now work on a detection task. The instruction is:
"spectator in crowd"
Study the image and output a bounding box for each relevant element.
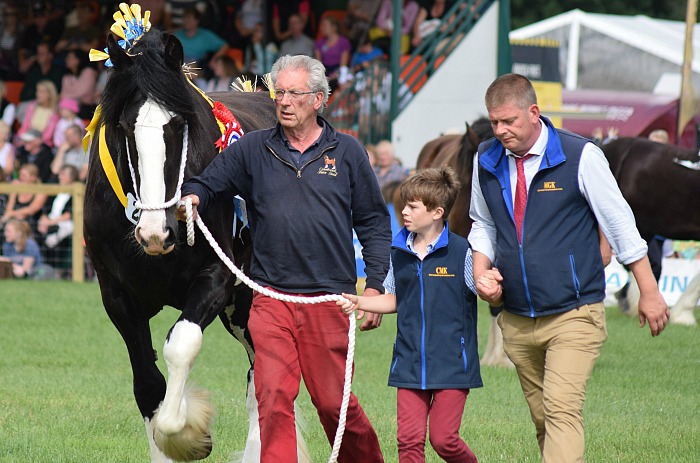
[52,98,85,149]
[648,129,669,144]
[16,3,64,78]
[0,162,48,235]
[337,166,481,463]
[173,8,229,76]
[350,39,384,73]
[54,0,102,56]
[370,0,420,54]
[178,54,390,463]
[0,217,42,278]
[243,22,278,77]
[270,0,311,43]
[279,14,315,58]
[0,4,23,80]
[163,0,208,31]
[16,80,60,149]
[373,139,410,189]
[0,80,17,130]
[0,121,15,181]
[234,0,265,49]
[344,0,383,48]
[37,164,78,277]
[139,0,168,29]
[17,42,64,120]
[411,0,456,49]
[471,73,668,463]
[314,16,353,88]
[204,55,241,93]
[60,48,97,120]
[15,130,53,183]
[51,124,88,182]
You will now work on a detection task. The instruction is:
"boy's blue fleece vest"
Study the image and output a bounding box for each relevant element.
[390,228,482,390]
[477,117,606,317]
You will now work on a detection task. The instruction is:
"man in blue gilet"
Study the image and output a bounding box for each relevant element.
[469,73,669,463]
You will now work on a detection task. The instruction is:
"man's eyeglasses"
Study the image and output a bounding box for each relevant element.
[274,89,317,101]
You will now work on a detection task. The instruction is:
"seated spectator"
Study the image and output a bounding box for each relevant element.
[411,0,455,48]
[279,14,315,58]
[60,49,98,120]
[54,0,102,56]
[15,130,54,183]
[344,0,383,48]
[51,124,88,182]
[0,218,42,278]
[204,55,242,93]
[270,0,311,43]
[16,43,64,123]
[52,98,84,149]
[372,139,410,189]
[16,4,64,79]
[37,164,78,277]
[0,163,48,235]
[350,39,384,73]
[163,0,208,31]
[139,0,167,29]
[244,23,278,77]
[0,5,22,80]
[0,121,15,181]
[314,16,353,87]
[234,0,265,49]
[16,80,60,149]
[0,80,17,132]
[173,8,229,76]
[369,0,420,54]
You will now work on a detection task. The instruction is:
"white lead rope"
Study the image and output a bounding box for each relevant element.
[182,197,354,463]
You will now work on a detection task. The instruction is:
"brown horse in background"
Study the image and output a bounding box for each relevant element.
[384,117,493,238]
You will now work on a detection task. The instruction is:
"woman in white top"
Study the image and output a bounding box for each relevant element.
[0,120,15,180]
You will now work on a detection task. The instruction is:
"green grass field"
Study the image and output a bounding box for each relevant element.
[0,280,698,462]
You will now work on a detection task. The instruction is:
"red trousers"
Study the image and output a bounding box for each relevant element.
[397,388,478,463]
[247,290,384,463]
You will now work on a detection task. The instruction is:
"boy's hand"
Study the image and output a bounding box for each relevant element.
[476,268,504,306]
[337,292,360,315]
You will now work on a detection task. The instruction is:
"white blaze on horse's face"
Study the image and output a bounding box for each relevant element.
[133,98,177,255]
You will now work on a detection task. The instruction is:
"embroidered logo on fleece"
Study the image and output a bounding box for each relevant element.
[429,266,455,277]
[536,181,563,193]
[318,154,338,177]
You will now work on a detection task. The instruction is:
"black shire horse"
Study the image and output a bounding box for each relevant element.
[84,29,280,462]
[603,137,700,242]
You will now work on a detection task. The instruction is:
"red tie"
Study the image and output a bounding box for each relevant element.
[514,154,535,243]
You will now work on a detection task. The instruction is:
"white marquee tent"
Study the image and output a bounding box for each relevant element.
[509,9,700,96]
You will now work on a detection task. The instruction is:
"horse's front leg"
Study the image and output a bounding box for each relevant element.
[152,270,232,461]
[96,277,174,463]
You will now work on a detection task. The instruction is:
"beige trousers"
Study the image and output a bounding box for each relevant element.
[498,303,607,463]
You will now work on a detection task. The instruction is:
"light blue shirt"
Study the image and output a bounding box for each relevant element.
[383,228,476,295]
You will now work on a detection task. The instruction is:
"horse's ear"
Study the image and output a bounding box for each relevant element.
[106,34,130,68]
[163,34,184,71]
[466,122,480,148]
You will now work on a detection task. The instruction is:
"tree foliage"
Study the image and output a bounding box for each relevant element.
[511,0,688,30]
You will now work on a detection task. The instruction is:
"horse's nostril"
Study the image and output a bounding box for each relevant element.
[163,226,177,249]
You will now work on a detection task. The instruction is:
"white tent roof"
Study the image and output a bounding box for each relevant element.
[510,9,700,92]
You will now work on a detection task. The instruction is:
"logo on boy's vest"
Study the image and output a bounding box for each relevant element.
[429,266,455,277]
[537,181,563,192]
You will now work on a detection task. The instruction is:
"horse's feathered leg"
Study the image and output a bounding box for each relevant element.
[152,320,214,461]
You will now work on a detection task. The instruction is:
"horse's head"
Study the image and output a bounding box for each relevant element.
[101,29,205,255]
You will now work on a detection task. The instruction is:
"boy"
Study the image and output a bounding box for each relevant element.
[338,166,481,462]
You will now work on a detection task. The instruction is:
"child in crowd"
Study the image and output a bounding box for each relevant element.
[337,166,481,463]
[0,217,42,278]
[52,98,85,149]
[51,124,88,181]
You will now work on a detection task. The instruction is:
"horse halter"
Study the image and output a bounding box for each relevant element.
[125,123,189,212]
